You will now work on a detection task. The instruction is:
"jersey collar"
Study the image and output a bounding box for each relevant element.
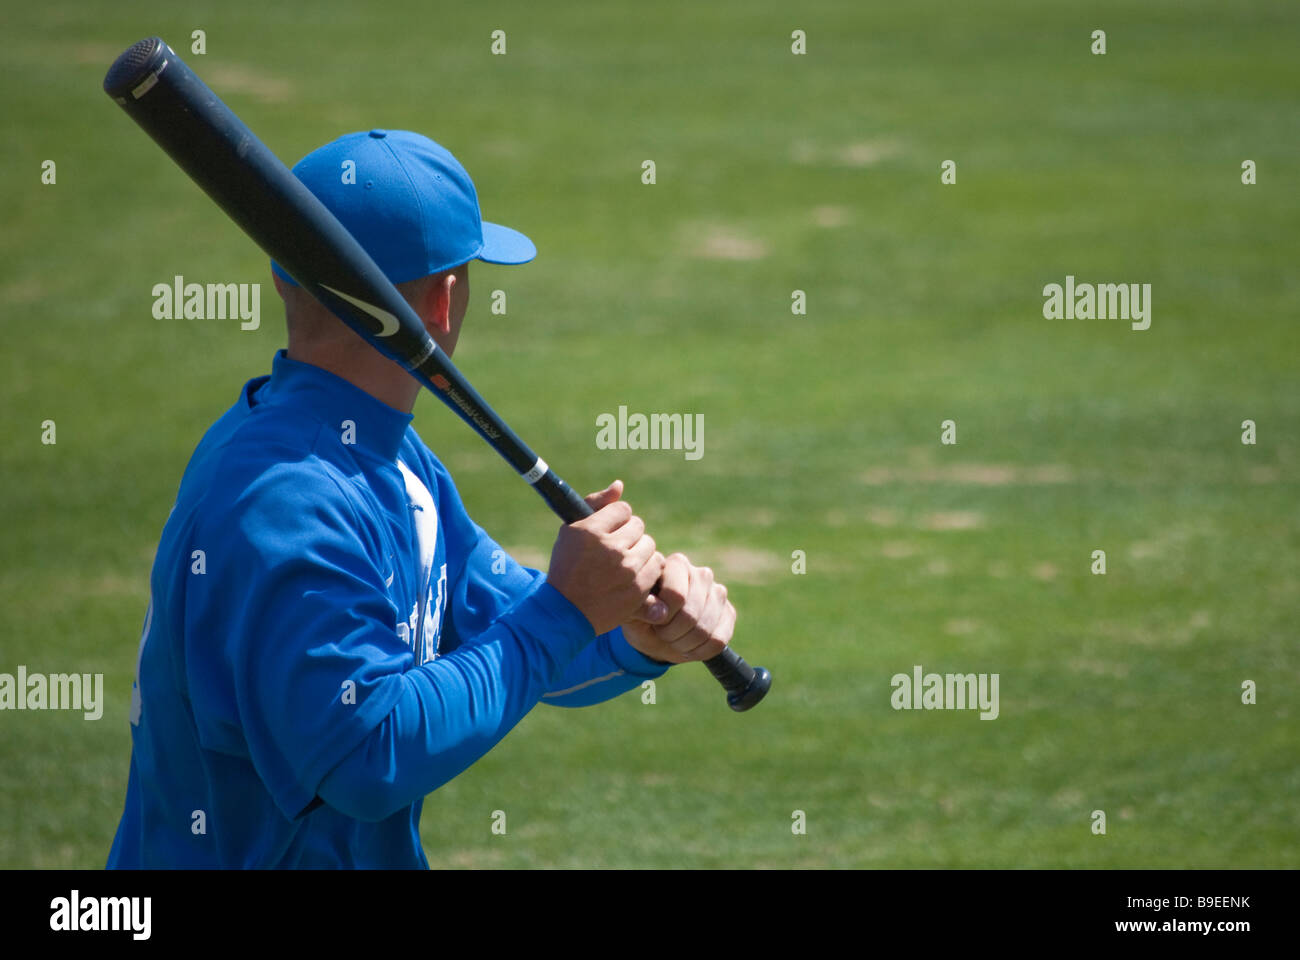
[259,350,414,462]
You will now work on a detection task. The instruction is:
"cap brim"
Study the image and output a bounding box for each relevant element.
[478,221,537,265]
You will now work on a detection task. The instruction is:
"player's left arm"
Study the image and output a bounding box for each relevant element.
[423,449,668,706]
[447,524,670,707]
[446,523,738,704]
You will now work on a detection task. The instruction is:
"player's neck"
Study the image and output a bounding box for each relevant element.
[286,340,420,414]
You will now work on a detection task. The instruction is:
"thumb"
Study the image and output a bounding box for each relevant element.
[584,479,624,512]
[630,593,669,624]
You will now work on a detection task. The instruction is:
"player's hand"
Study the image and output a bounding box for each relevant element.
[548,480,666,636]
[622,552,736,664]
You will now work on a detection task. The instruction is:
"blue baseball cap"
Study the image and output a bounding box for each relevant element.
[271,129,536,286]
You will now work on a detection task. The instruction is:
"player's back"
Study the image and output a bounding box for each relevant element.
[107,362,426,868]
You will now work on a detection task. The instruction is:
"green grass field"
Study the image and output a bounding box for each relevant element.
[2,0,1296,868]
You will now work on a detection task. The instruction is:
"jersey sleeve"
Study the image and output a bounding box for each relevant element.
[539,626,671,707]
[185,456,604,823]
[317,574,605,821]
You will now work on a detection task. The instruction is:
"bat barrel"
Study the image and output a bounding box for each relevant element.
[105,38,440,386]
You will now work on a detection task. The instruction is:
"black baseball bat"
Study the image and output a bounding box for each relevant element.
[103,37,770,711]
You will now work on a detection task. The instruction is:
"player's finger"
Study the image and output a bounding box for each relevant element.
[632,586,669,624]
[633,549,666,595]
[696,595,737,660]
[580,498,634,534]
[621,528,660,572]
[653,552,691,620]
[671,582,730,660]
[582,479,623,512]
[606,512,646,549]
[655,563,713,644]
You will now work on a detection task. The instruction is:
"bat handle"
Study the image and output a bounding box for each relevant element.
[704,647,772,712]
[537,473,594,521]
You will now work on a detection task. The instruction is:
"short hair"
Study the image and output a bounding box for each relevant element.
[281,273,437,346]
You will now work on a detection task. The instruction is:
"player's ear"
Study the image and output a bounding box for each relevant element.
[418,271,454,338]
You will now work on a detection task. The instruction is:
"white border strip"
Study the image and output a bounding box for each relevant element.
[520,458,548,485]
[542,670,625,699]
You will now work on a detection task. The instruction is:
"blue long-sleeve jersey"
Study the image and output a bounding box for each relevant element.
[107,351,667,868]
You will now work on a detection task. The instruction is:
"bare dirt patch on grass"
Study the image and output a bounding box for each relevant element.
[861,463,1075,486]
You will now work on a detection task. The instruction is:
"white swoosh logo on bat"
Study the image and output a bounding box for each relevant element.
[319,284,401,337]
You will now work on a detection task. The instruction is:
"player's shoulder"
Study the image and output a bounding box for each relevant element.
[206,403,333,489]
[183,395,371,541]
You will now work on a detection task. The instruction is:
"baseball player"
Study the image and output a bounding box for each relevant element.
[107,130,736,868]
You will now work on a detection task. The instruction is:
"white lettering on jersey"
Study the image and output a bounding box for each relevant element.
[424,563,447,664]
[397,460,445,664]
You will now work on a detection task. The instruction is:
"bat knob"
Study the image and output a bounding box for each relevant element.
[104,37,169,99]
[705,648,771,712]
[726,665,771,712]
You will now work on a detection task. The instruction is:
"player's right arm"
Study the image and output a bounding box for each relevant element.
[188,460,660,824]
[316,487,664,820]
